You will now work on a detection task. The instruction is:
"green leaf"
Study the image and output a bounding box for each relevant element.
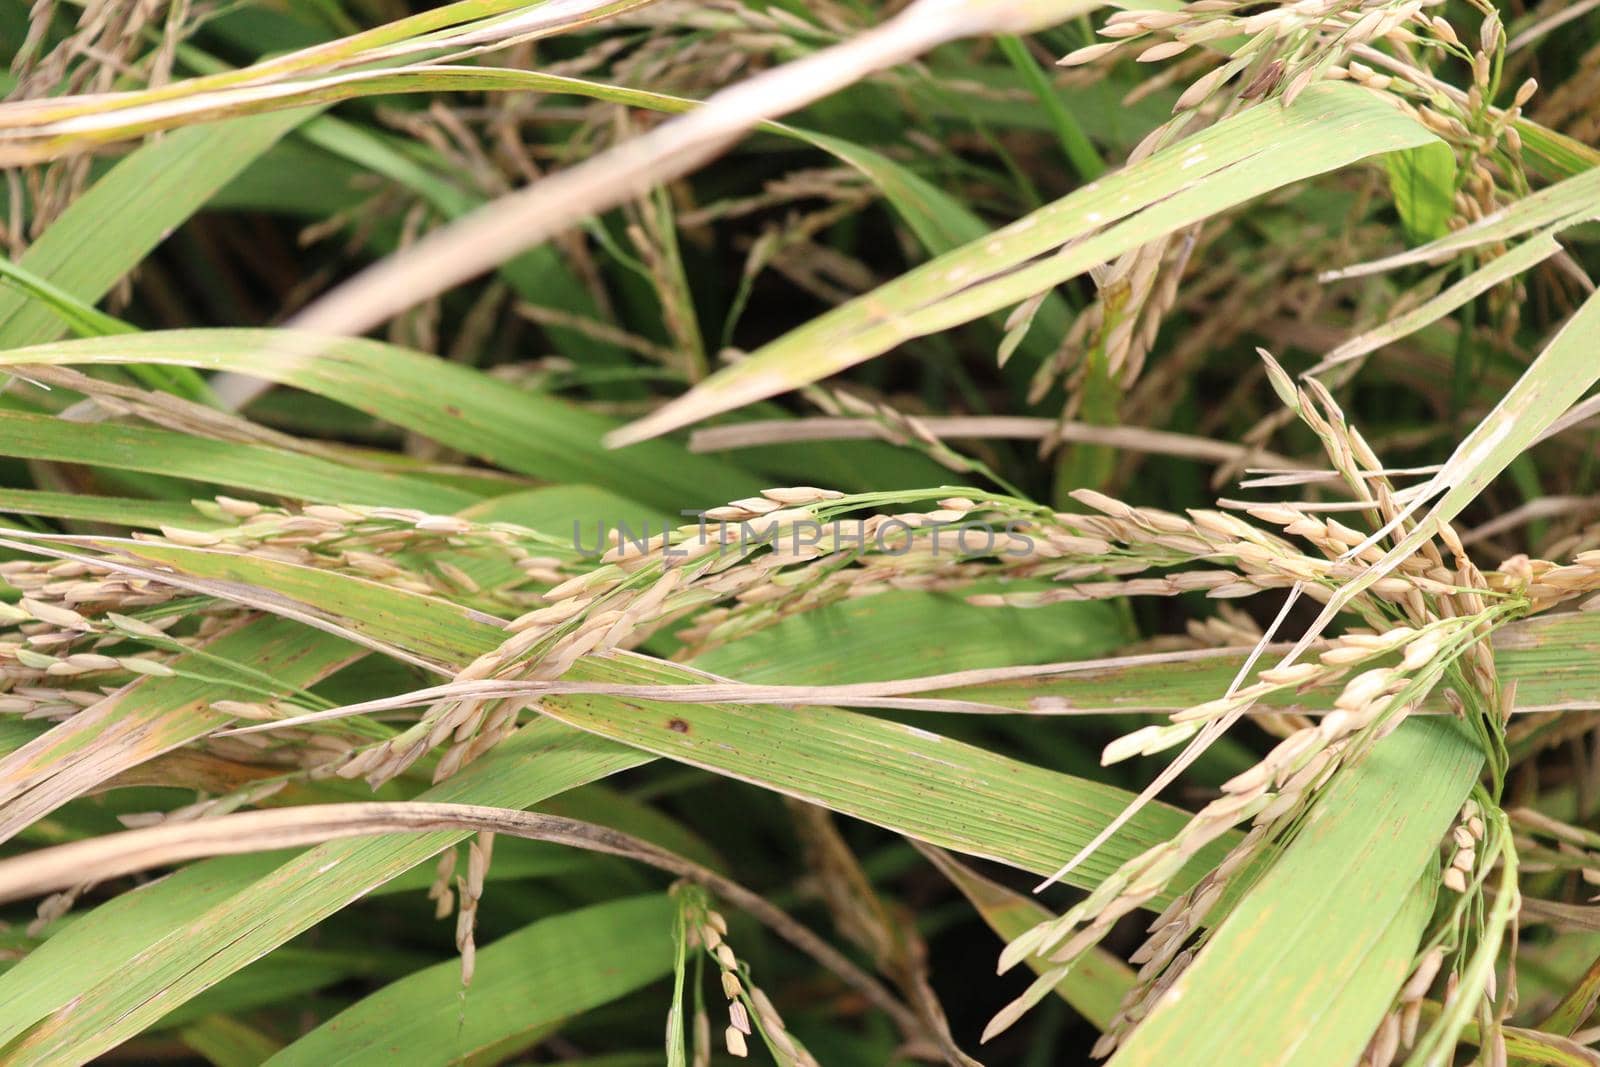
[0,409,477,511]
[0,330,759,513]
[1333,165,1600,279]
[0,837,591,1046]
[0,720,649,1064]
[177,1015,282,1067]
[1308,228,1563,375]
[913,611,1600,718]
[543,651,1236,896]
[0,487,212,529]
[161,947,426,1033]
[458,485,674,539]
[691,586,1125,683]
[608,82,1440,445]
[1106,718,1482,1067]
[0,255,135,339]
[0,111,312,349]
[266,895,674,1067]
[1384,141,1457,244]
[100,539,505,668]
[996,34,1105,180]
[0,852,294,1047]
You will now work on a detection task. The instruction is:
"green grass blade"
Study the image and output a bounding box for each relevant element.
[0,852,295,1047]
[913,612,1600,718]
[265,895,674,1066]
[692,587,1124,682]
[0,409,477,510]
[543,651,1236,896]
[0,719,649,1064]
[1384,141,1456,244]
[0,255,135,339]
[176,1015,282,1067]
[0,330,759,512]
[996,34,1105,180]
[1106,719,1481,1067]
[0,111,312,349]
[607,82,1438,445]
[1332,166,1600,278]
[0,488,212,529]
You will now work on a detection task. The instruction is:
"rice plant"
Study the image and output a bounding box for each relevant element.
[1,0,1599,1062]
